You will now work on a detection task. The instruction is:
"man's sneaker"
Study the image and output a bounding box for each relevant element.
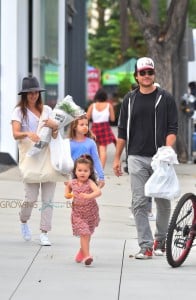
[40,233,51,246]
[153,240,165,256]
[135,248,153,259]
[21,223,31,241]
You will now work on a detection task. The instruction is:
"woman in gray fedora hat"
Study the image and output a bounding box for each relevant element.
[11,75,63,246]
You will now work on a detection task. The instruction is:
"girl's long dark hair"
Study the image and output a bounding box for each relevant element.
[72,154,97,184]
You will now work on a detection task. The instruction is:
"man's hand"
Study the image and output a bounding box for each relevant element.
[113,138,125,177]
[113,159,123,177]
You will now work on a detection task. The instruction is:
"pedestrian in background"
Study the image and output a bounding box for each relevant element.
[65,155,101,266]
[86,88,116,168]
[113,57,178,259]
[11,76,62,246]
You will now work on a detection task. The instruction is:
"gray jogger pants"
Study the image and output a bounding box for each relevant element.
[128,155,171,249]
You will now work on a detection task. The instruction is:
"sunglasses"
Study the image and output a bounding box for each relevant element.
[138,70,155,76]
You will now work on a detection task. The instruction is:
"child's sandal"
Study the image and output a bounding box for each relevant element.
[75,249,84,263]
[83,256,93,266]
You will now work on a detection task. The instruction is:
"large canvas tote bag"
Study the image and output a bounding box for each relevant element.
[18,139,68,183]
[18,107,68,183]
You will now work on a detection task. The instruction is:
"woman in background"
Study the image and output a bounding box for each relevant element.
[86,88,116,168]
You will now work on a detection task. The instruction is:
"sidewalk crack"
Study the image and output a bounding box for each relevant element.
[9,246,42,300]
[117,239,126,300]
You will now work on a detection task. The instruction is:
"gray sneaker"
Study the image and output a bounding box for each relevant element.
[135,248,153,259]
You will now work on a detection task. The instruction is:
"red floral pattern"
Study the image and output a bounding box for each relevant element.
[71,179,100,236]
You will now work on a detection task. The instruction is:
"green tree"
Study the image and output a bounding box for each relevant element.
[88,0,196,71]
[87,0,145,69]
[88,0,196,161]
[128,0,190,162]
[118,75,132,98]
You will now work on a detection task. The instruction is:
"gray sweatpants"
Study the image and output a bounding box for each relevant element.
[20,182,56,232]
[128,155,171,249]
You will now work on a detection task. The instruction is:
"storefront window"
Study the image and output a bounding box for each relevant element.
[40,0,59,108]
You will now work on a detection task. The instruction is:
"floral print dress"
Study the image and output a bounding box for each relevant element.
[71,179,100,236]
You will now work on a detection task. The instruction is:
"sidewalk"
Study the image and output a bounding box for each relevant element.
[0,135,196,300]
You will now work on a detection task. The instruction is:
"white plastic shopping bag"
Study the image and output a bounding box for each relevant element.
[27,95,85,156]
[144,146,181,200]
[145,161,180,200]
[49,133,74,175]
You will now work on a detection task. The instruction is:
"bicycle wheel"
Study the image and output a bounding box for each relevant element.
[166,193,196,268]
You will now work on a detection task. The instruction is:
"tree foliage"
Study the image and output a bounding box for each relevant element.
[88,0,196,71]
[87,0,145,69]
[128,1,189,90]
[88,0,196,162]
[127,0,190,162]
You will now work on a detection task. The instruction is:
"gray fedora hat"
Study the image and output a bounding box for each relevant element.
[18,76,46,95]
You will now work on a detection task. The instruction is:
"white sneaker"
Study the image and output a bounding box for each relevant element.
[40,233,51,246]
[153,240,165,256]
[154,249,164,256]
[21,223,31,241]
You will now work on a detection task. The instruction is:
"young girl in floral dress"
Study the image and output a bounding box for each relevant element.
[65,155,101,266]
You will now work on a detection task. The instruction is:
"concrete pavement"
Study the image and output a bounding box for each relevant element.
[0,132,196,300]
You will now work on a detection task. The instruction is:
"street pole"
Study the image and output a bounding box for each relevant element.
[187,117,193,163]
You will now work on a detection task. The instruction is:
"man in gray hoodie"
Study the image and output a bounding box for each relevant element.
[113,57,178,259]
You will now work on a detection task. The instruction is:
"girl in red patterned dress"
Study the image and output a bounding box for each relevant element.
[65,155,101,266]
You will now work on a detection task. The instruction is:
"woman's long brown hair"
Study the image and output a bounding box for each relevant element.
[16,93,43,121]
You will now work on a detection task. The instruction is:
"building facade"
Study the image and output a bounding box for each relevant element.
[0,0,87,162]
